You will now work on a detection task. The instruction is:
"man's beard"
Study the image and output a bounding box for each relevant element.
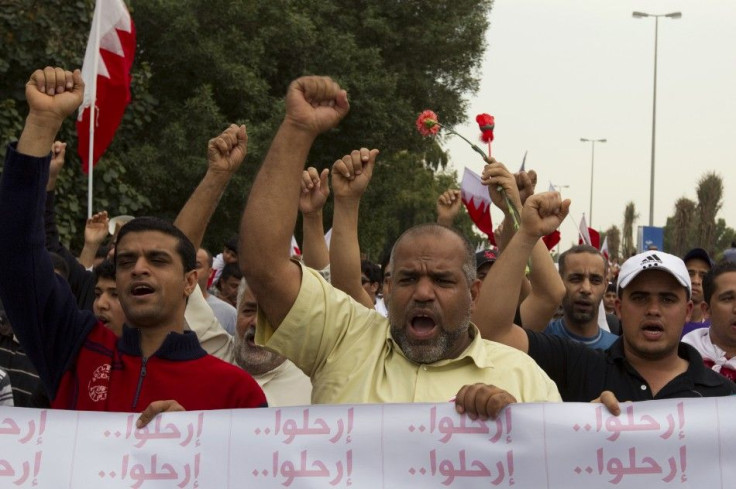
[562,297,599,325]
[388,308,471,364]
[233,328,286,376]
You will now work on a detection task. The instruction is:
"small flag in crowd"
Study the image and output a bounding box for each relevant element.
[460,168,495,244]
[578,214,601,249]
[600,236,610,261]
[578,214,592,246]
[291,236,302,257]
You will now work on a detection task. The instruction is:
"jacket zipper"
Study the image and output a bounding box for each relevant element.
[131,356,148,410]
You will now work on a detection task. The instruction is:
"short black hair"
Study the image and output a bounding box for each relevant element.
[558,245,607,276]
[93,258,116,282]
[224,234,239,254]
[361,260,382,284]
[703,260,736,304]
[219,262,243,283]
[115,217,196,272]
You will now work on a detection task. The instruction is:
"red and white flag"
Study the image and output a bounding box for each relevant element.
[291,235,302,257]
[460,168,495,245]
[600,236,610,261]
[578,214,592,246]
[76,0,135,173]
[578,214,601,249]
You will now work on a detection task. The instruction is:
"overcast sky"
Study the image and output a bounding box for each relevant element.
[445,0,736,252]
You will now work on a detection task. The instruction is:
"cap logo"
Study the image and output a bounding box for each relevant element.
[640,254,663,269]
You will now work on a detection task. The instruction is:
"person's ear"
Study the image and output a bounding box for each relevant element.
[184,270,198,297]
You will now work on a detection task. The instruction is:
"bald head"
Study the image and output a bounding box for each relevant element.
[390,224,476,286]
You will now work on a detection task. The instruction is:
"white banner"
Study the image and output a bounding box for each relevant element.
[0,397,734,488]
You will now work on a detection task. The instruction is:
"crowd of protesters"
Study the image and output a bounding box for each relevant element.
[1,66,735,432]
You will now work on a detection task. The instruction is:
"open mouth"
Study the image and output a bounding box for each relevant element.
[97,315,110,326]
[641,324,664,339]
[131,284,155,297]
[245,326,257,347]
[409,313,438,339]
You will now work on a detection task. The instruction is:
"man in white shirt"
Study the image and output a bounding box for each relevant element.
[682,260,736,381]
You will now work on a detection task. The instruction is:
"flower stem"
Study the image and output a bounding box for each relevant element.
[440,122,529,272]
[504,193,521,230]
[440,124,489,163]
[441,122,521,230]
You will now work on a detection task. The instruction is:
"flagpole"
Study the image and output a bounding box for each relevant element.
[87,0,101,219]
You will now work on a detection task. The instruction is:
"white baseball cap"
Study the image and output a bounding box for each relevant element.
[617,250,692,298]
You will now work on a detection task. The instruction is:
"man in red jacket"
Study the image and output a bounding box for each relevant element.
[0,67,266,424]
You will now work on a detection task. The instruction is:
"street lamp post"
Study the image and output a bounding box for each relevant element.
[633,10,682,226]
[580,138,606,227]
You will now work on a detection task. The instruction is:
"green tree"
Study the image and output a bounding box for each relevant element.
[604,225,621,262]
[713,219,736,260]
[695,172,723,255]
[0,0,152,251]
[126,0,493,253]
[2,0,494,256]
[663,197,696,257]
[622,202,638,258]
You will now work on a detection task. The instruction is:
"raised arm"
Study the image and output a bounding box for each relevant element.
[174,124,247,361]
[329,148,379,309]
[436,189,462,227]
[299,167,330,271]
[17,69,82,157]
[0,67,95,396]
[473,162,569,352]
[174,124,247,249]
[78,211,110,269]
[240,77,349,328]
[45,141,66,192]
[43,140,96,310]
[514,170,566,330]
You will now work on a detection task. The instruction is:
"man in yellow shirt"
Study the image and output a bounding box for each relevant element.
[241,76,568,418]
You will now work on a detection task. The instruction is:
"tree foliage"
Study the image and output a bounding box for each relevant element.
[1,0,493,255]
[663,197,696,257]
[695,172,723,256]
[604,225,621,263]
[663,173,727,257]
[0,0,152,251]
[622,202,638,258]
[713,219,736,260]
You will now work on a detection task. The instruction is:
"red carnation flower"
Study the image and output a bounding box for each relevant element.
[476,113,495,143]
[416,110,440,136]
